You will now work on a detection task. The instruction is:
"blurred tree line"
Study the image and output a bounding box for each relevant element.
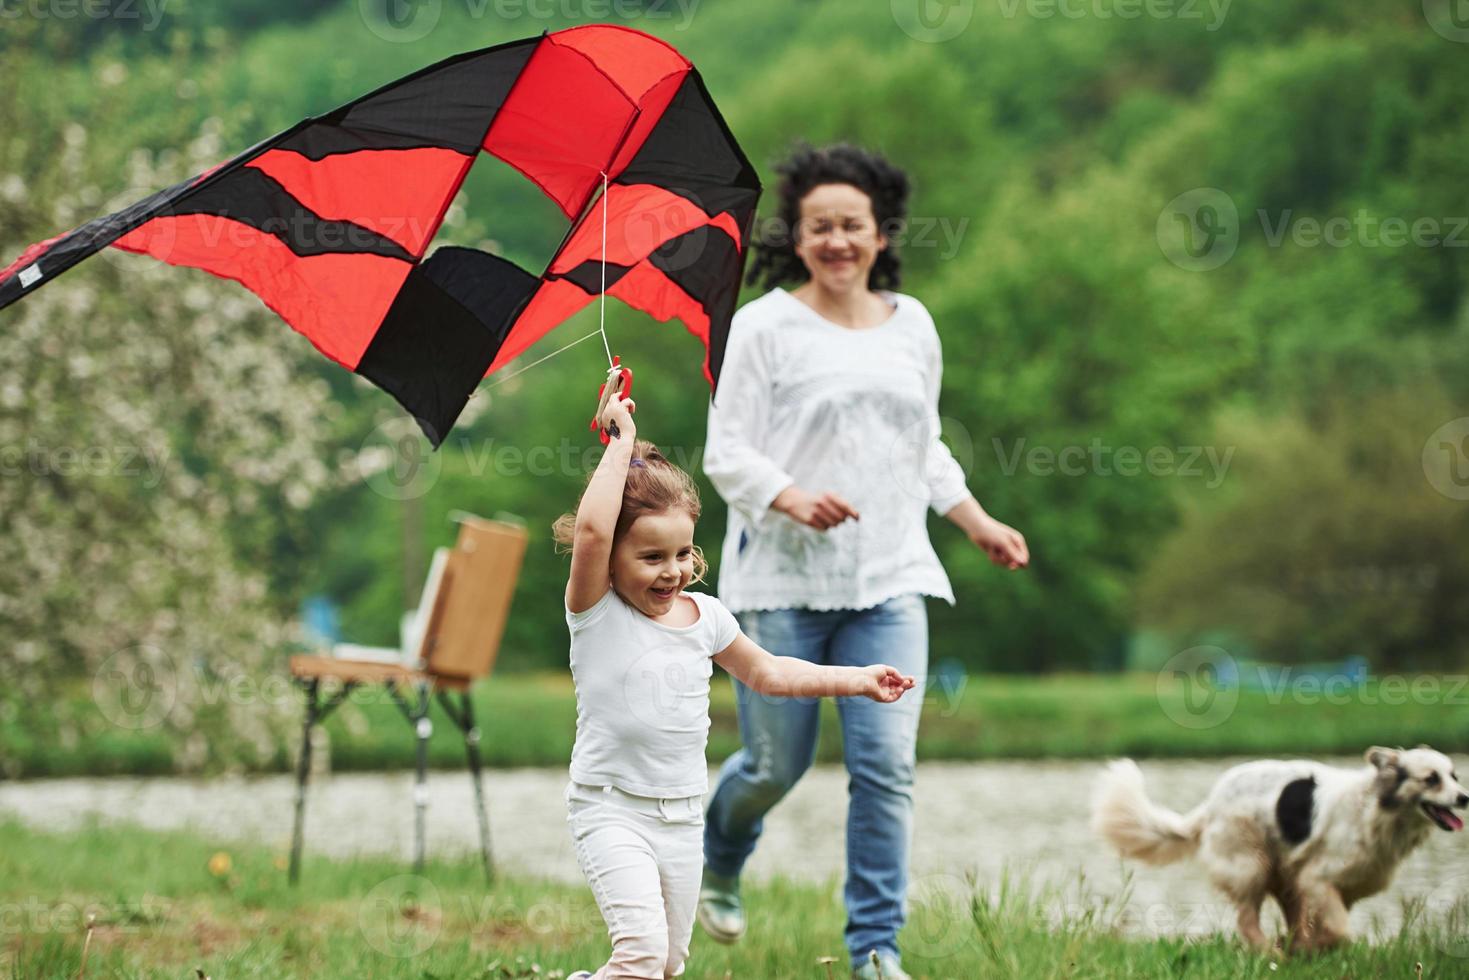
[2,0,1466,773]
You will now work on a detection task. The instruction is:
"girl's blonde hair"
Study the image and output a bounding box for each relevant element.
[552,440,709,586]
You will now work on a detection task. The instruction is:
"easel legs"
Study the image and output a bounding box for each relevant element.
[413,687,431,875]
[388,683,434,874]
[288,678,357,885]
[289,680,492,885]
[439,690,494,883]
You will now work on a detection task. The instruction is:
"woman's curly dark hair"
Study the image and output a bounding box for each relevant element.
[745,142,910,292]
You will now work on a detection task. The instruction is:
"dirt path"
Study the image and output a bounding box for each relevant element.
[5,757,1464,941]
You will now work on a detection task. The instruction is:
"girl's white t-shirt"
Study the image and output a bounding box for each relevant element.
[566,586,741,798]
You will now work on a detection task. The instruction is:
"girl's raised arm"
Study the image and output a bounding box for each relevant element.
[566,395,636,613]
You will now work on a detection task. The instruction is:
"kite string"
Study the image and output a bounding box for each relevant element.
[598,170,614,370]
[483,328,605,390]
[478,174,618,395]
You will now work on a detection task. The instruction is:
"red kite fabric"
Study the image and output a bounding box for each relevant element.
[0,25,761,446]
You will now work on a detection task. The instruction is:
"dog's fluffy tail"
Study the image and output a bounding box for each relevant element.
[1090,759,1204,866]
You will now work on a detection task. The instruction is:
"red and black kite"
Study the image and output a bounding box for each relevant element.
[0,25,760,445]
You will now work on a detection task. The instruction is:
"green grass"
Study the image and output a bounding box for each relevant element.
[2,819,1467,979]
[6,671,1469,778]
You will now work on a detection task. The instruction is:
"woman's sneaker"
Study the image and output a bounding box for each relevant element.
[695,868,745,944]
[567,972,594,979]
[852,950,912,980]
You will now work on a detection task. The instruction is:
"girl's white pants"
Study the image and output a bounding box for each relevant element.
[565,780,704,980]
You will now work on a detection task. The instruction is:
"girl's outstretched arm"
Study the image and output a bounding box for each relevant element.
[566,395,636,614]
[713,633,915,703]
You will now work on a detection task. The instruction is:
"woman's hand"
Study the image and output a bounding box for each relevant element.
[772,485,860,530]
[970,514,1028,570]
[860,665,916,703]
[602,392,636,441]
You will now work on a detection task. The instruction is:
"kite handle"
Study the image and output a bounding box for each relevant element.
[590,356,634,444]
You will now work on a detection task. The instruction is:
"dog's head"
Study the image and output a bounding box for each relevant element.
[1366,745,1467,831]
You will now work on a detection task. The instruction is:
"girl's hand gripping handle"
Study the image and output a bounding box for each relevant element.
[590,356,634,444]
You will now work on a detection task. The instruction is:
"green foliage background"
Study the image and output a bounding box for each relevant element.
[4,0,1468,686]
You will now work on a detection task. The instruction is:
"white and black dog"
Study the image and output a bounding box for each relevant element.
[1091,746,1467,951]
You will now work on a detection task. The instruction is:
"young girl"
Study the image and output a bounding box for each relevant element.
[553,392,915,980]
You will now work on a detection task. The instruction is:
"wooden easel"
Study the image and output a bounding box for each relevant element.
[286,515,527,884]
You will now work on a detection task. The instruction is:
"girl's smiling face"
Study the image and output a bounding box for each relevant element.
[794,182,888,293]
[610,509,697,618]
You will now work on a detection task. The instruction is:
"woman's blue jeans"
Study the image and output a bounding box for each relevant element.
[703,593,928,966]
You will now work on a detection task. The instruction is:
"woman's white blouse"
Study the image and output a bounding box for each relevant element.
[704,287,972,613]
